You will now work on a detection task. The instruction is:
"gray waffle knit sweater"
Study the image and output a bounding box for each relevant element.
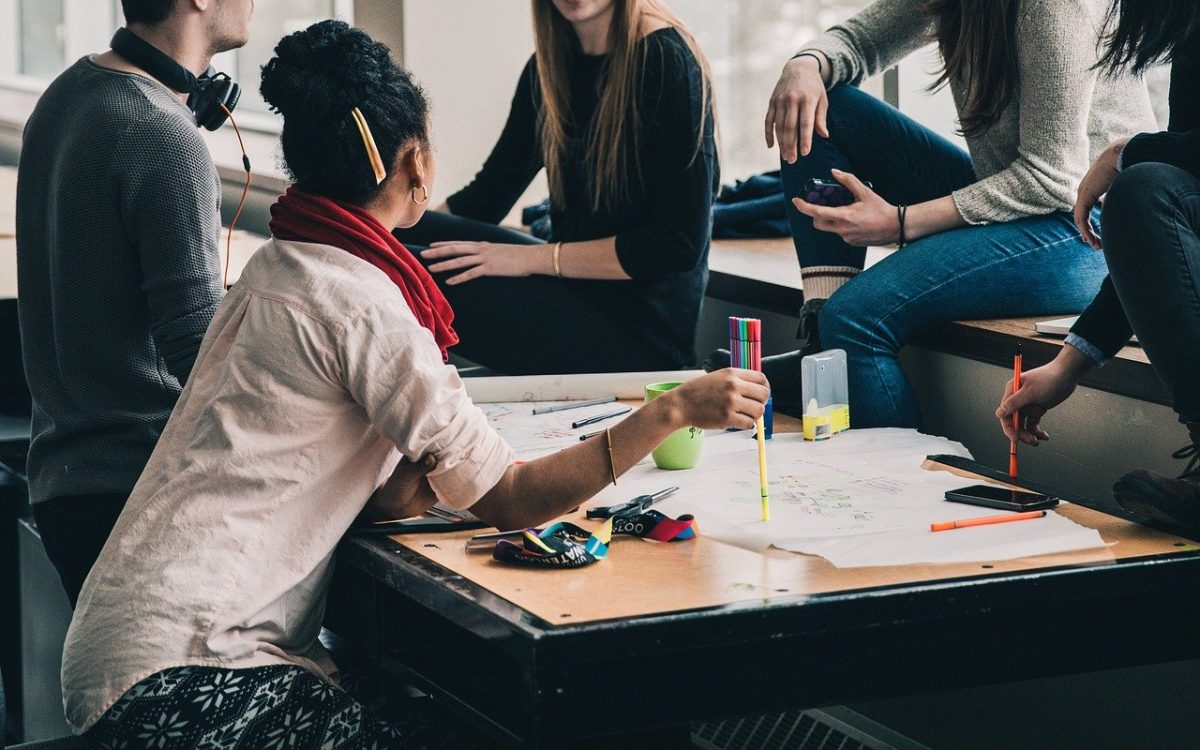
[17,57,223,504]
[805,0,1158,224]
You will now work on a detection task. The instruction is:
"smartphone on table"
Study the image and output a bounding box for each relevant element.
[944,485,1060,512]
[801,177,873,208]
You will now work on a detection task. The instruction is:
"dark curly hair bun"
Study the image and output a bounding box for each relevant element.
[260,20,430,204]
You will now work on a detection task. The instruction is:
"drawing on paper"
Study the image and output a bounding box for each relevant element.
[727,473,873,526]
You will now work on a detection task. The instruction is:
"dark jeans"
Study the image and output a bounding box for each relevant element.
[781,86,1109,428]
[782,85,978,273]
[1102,163,1200,424]
[395,212,669,375]
[31,493,127,607]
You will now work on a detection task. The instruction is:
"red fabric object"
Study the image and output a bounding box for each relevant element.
[269,187,458,360]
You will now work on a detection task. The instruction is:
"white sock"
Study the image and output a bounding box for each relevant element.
[801,266,860,301]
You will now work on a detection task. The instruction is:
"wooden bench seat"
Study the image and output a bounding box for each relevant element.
[707,237,1163,405]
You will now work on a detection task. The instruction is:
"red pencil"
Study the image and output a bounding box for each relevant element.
[931,510,1046,532]
[1009,345,1023,478]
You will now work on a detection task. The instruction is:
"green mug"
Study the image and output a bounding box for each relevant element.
[645,381,704,470]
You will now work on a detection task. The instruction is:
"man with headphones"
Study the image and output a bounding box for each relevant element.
[16,0,254,606]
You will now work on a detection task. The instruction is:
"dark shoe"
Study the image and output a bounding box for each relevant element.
[702,348,734,372]
[1113,423,1200,534]
[795,297,825,354]
[702,298,826,373]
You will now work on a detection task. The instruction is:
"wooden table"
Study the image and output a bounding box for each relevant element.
[326,418,1200,749]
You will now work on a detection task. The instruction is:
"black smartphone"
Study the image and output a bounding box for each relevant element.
[944,485,1060,512]
[801,177,872,207]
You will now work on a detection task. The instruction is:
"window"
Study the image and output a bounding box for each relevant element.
[213,0,353,118]
[0,0,351,128]
[17,0,67,79]
[680,0,870,184]
[0,0,118,82]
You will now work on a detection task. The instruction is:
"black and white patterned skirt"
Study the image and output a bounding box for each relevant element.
[86,664,426,749]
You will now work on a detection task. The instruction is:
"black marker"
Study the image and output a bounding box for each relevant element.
[571,406,632,430]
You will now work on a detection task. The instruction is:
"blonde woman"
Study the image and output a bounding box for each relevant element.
[397,0,718,375]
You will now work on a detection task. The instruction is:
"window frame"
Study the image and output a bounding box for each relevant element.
[0,0,358,136]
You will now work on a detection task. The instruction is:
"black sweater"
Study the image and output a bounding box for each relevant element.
[17,59,222,504]
[446,28,718,369]
[1070,48,1200,360]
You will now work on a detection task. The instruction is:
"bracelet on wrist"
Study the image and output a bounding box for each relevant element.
[791,51,824,76]
[896,204,908,248]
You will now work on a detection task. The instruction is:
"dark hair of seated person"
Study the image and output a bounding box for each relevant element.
[121,0,176,25]
[1098,0,1200,74]
[260,19,430,206]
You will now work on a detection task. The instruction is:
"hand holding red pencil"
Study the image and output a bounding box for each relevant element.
[996,352,1091,446]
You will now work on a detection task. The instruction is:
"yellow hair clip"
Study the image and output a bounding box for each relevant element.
[349,106,387,185]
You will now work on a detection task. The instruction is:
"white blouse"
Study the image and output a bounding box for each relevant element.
[61,238,515,732]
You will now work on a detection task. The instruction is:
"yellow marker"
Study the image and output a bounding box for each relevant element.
[756,416,770,521]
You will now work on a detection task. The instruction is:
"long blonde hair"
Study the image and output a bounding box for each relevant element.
[531,0,714,212]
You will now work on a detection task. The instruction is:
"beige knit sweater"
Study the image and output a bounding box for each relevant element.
[805,0,1157,224]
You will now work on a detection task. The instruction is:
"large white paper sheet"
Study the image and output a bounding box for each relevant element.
[573,429,1108,568]
[774,512,1108,568]
[474,399,1110,567]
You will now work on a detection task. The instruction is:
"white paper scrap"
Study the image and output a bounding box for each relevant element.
[480,400,637,460]
[463,371,705,403]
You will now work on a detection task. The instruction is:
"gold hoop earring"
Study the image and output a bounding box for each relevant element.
[411,185,429,204]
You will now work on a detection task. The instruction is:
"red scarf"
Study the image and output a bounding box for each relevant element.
[269,187,458,360]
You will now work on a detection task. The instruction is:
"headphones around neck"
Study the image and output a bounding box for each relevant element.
[110,27,241,131]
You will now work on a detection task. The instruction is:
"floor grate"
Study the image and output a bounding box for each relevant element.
[693,706,931,750]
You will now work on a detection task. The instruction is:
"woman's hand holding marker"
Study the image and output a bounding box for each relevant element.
[671,369,771,432]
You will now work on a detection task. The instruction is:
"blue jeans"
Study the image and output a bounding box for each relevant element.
[782,85,1109,428]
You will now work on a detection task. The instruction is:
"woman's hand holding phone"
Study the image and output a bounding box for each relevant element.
[792,169,900,246]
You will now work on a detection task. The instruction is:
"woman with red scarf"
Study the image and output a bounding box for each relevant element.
[58,21,767,748]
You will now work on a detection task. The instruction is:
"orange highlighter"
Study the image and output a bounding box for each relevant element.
[931,510,1047,532]
[1009,345,1023,477]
